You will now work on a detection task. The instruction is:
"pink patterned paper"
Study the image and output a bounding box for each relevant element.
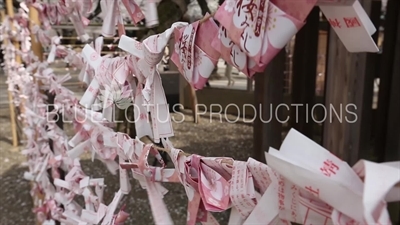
[330,160,400,225]
[118,24,187,142]
[271,0,318,23]
[197,157,231,212]
[240,165,285,225]
[134,83,154,139]
[264,129,378,224]
[137,145,174,224]
[247,158,272,194]
[172,16,222,89]
[229,161,257,222]
[274,172,334,225]
[215,0,268,64]
[27,1,62,28]
[213,1,308,77]
[31,25,52,48]
[12,7,400,224]
[185,155,221,224]
[6,24,133,224]
[79,37,104,85]
[211,26,254,77]
[249,1,313,72]
[121,0,145,24]
[159,139,221,225]
[100,0,125,37]
[164,144,198,225]
[134,144,180,183]
[80,44,134,121]
[171,22,200,85]
[200,157,233,181]
[193,16,221,89]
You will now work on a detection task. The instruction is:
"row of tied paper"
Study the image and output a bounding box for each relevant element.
[19,58,400,225]
[170,0,379,90]
[18,61,132,224]
[5,17,399,225]
[27,0,380,93]
[77,0,378,147]
[18,36,398,225]
[25,0,159,42]
[67,128,400,225]
[68,14,394,223]
[10,31,397,224]
[31,90,400,225]
[1,11,132,225]
[5,2,395,225]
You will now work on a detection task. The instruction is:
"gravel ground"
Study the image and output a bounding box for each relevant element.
[0,108,254,225]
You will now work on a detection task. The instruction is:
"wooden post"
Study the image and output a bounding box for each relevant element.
[357,0,382,160]
[246,77,253,92]
[384,0,400,162]
[290,7,319,139]
[225,64,233,86]
[5,0,21,147]
[385,5,400,222]
[253,50,286,162]
[322,0,374,165]
[27,6,48,225]
[189,84,199,123]
[29,6,44,132]
[375,0,400,162]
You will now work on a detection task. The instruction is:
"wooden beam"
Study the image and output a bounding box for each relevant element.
[189,84,199,123]
[357,0,382,160]
[375,0,400,162]
[27,8,51,225]
[322,0,374,165]
[179,77,187,109]
[253,50,286,162]
[384,11,400,223]
[5,0,20,147]
[382,0,400,221]
[246,77,253,92]
[384,2,400,162]
[290,7,320,139]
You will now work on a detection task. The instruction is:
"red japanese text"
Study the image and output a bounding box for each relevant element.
[328,18,341,28]
[343,17,361,28]
[320,159,339,177]
[305,186,319,198]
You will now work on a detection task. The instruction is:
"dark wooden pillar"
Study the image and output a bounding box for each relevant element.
[290,7,320,139]
[384,1,400,161]
[322,0,374,165]
[375,0,400,162]
[253,50,286,162]
[385,8,400,222]
[357,0,382,160]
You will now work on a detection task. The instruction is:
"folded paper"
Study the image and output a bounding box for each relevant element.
[172,15,221,89]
